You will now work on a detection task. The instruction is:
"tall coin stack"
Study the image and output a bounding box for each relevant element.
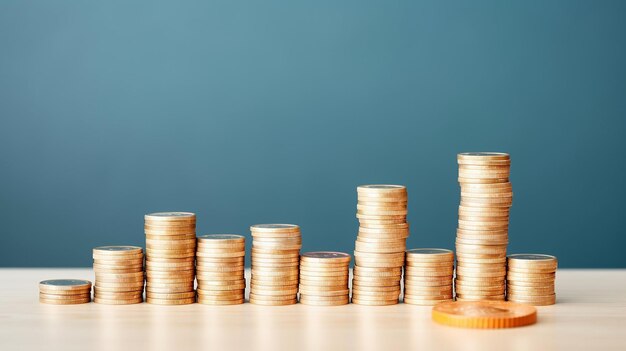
[250,224,301,306]
[299,252,351,306]
[455,152,512,301]
[352,185,409,306]
[506,254,557,306]
[39,279,92,305]
[144,212,197,305]
[404,249,454,305]
[93,246,144,304]
[196,234,246,305]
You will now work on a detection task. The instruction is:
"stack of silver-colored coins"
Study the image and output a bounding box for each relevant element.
[144,212,197,305]
[352,185,409,306]
[92,246,144,304]
[506,254,557,305]
[299,252,351,306]
[39,279,92,305]
[250,224,301,306]
[404,249,454,305]
[455,153,512,301]
[196,234,246,305]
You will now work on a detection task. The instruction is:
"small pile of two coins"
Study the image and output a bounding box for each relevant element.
[196,234,246,305]
[506,254,557,305]
[299,252,350,306]
[455,153,512,301]
[250,224,301,306]
[93,246,144,304]
[404,249,454,305]
[145,212,197,305]
[353,185,409,306]
[39,279,92,304]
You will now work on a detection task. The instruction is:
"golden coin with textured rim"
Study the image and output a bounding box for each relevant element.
[433,300,535,329]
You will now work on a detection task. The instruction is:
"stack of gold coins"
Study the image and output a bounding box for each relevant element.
[196,234,246,305]
[352,185,409,306]
[250,224,301,306]
[506,254,557,306]
[299,252,350,306]
[455,153,512,301]
[404,249,454,305]
[39,279,92,304]
[144,212,197,305]
[92,246,144,304]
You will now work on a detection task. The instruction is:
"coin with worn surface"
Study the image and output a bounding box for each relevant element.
[39,279,92,292]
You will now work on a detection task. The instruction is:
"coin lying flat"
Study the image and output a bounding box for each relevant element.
[432,300,537,328]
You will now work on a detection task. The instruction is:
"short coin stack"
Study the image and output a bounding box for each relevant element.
[299,252,350,306]
[506,254,557,306]
[404,249,454,305]
[145,212,197,305]
[93,246,144,304]
[353,185,409,306]
[250,224,301,306]
[39,279,92,304]
[196,234,246,305]
[455,153,512,301]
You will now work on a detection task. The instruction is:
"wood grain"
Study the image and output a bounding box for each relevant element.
[0,269,625,351]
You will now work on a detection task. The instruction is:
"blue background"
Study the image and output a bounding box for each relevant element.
[1,1,625,267]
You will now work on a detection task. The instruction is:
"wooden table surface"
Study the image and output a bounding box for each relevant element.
[1,268,625,351]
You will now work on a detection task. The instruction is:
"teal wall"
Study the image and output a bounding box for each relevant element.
[1,1,625,267]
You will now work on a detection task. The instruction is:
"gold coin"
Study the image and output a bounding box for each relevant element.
[198,298,244,305]
[250,223,300,233]
[39,279,92,292]
[351,297,398,306]
[146,287,195,294]
[39,292,92,300]
[249,298,296,306]
[93,290,143,298]
[404,297,452,306]
[94,297,143,305]
[40,297,90,305]
[146,297,195,305]
[351,283,400,292]
[93,246,143,256]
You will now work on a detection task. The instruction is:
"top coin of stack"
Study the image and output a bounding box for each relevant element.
[250,224,301,306]
[352,185,409,306]
[39,279,92,305]
[404,249,454,305]
[506,254,557,306]
[455,153,512,301]
[93,246,144,304]
[196,234,246,305]
[299,252,351,306]
[144,212,197,305]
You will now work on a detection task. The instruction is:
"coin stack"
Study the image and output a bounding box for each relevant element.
[299,252,351,306]
[39,279,92,305]
[506,254,557,306]
[196,234,246,305]
[250,224,301,306]
[93,246,144,304]
[404,249,454,305]
[352,185,409,306]
[454,153,512,301]
[144,212,197,305]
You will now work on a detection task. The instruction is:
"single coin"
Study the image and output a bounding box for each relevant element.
[93,246,143,256]
[40,297,91,305]
[146,297,196,305]
[250,224,300,232]
[94,297,143,305]
[145,212,196,222]
[301,251,351,263]
[432,300,535,329]
[507,254,558,268]
[351,298,398,306]
[39,279,92,292]
[39,292,92,300]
